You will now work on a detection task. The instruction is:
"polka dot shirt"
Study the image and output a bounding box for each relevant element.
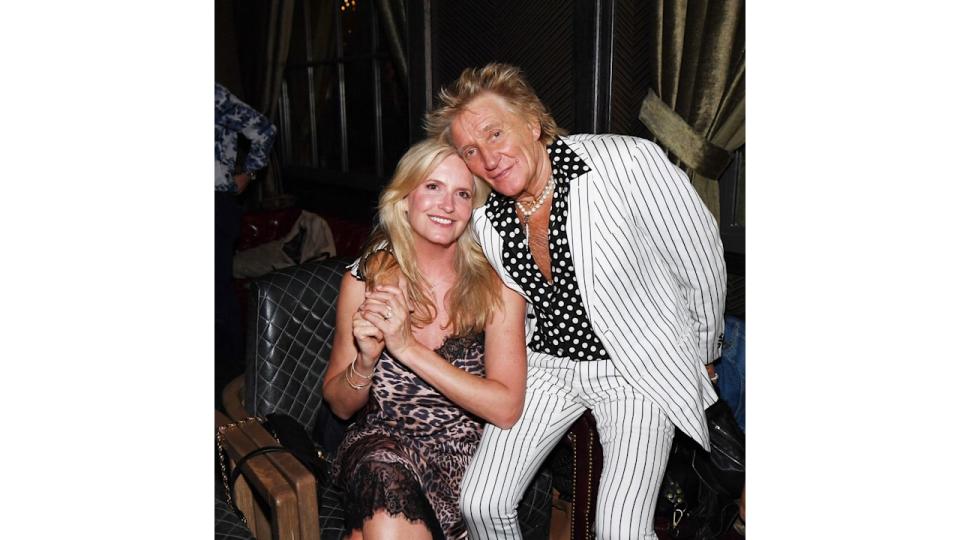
[484,139,610,362]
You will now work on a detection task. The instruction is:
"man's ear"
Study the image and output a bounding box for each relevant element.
[528,118,541,141]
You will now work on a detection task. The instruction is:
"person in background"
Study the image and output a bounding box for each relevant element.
[424,63,727,539]
[323,139,528,539]
[214,83,276,407]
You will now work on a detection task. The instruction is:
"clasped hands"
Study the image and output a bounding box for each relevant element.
[353,285,415,373]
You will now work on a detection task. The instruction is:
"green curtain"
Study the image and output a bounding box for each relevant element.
[375,0,408,89]
[640,0,745,219]
[257,0,297,208]
[310,0,337,106]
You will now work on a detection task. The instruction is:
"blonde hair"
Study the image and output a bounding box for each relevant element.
[424,63,565,146]
[358,139,500,336]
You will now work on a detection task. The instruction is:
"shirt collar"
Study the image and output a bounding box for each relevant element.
[546,137,591,188]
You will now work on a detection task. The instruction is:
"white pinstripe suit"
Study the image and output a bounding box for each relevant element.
[461,134,726,539]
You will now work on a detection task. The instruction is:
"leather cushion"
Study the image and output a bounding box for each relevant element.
[215,495,255,540]
[245,257,350,429]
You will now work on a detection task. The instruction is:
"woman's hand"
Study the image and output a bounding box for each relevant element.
[352,310,384,373]
[359,285,416,359]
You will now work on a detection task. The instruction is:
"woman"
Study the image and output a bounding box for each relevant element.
[321,139,528,540]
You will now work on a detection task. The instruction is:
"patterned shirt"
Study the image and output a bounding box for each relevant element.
[484,139,610,362]
[215,83,277,192]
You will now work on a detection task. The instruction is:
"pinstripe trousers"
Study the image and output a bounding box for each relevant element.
[460,353,675,539]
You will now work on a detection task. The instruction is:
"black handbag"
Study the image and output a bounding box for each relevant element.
[263,412,335,483]
[696,399,746,498]
[658,399,745,539]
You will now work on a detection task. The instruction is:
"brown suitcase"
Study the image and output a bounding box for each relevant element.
[216,411,320,540]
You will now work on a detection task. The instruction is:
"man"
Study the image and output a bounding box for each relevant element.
[214,83,276,406]
[424,64,726,539]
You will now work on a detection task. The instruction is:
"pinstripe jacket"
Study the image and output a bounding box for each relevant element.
[473,134,726,449]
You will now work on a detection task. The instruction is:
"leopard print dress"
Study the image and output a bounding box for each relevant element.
[332,333,484,540]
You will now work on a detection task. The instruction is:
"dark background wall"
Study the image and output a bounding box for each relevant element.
[216,0,663,222]
[217,0,660,196]
[431,0,580,132]
[424,0,654,139]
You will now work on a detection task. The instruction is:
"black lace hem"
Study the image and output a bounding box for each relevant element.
[340,459,445,539]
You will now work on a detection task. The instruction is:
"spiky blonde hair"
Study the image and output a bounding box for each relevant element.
[424,63,564,146]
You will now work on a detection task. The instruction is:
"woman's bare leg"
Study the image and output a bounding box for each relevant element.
[361,510,432,540]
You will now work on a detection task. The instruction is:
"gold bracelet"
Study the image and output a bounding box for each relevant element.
[344,361,370,390]
[351,354,374,379]
[344,368,368,390]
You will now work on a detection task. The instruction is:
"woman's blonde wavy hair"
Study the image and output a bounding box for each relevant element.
[423,63,565,146]
[357,139,500,336]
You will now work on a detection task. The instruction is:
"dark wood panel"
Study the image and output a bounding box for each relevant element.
[433,0,578,131]
[427,0,654,139]
[611,0,654,138]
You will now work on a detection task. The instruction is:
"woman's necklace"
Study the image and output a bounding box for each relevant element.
[515,176,554,239]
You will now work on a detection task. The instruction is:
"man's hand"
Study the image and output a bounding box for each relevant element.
[233,171,254,193]
[706,362,718,384]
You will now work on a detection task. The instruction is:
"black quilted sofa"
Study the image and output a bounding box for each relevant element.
[230,256,555,538]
